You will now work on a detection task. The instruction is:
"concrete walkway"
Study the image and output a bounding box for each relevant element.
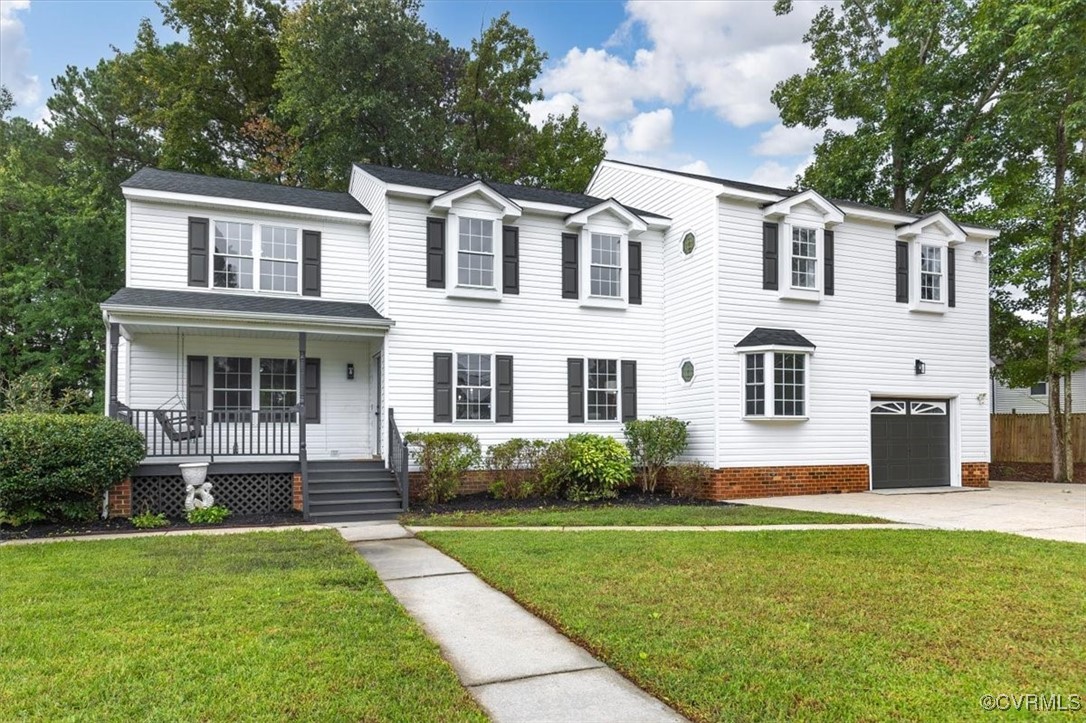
[340,521,686,723]
[407,522,921,533]
[730,481,1086,543]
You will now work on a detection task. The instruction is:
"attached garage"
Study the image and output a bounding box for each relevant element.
[870,399,951,489]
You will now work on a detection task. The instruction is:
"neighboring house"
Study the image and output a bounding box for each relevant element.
[990,369,1086,414]
[102,160,998,521]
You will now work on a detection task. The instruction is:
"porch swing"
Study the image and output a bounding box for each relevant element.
[153,330,204,443]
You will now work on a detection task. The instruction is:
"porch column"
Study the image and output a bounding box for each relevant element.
[107,322,120,418]
[298,332,309,520]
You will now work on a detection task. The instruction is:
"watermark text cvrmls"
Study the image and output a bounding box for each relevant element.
[979,693,1081,712]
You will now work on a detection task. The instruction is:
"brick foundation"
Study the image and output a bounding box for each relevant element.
[701,464,870,500]
[292,472,303,512]
[107,478,132,517]
[961,462,990,488]
[409,470,495,500]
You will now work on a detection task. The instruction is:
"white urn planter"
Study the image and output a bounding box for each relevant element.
[179,462,214,511]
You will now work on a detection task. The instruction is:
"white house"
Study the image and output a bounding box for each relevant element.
[990,370,1086,414]
[102,160,998,521]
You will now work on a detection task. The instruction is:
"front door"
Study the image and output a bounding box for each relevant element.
[870,399,951,489]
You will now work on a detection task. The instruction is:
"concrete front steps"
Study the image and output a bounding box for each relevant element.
[307,460,403,523]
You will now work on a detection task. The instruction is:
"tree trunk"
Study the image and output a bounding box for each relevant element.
[891,140,907,212]
[1046,109,1070,484]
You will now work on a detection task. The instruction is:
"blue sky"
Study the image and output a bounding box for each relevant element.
[1,0,837,187]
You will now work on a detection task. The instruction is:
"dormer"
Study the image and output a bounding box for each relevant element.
[563,199,648,310]
[760,190,844,303]
[895,212,966,314]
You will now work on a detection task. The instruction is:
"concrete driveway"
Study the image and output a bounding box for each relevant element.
[729,481,1086,543]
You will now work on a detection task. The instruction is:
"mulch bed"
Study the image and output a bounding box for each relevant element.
[409,487,735,515]
[0,511,304,542]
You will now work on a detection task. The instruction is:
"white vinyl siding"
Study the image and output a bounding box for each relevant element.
[991,371,1086,414]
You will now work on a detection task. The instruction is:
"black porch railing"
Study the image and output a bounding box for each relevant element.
[115,404,298,458]
[388,407,410,510]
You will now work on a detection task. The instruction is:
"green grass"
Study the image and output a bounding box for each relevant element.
[0,530,484,722]
[402,503,885,527]
[421,530,1086,722]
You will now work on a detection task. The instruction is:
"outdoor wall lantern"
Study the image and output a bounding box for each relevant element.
[915,359,927,375]
[346,363,355,380]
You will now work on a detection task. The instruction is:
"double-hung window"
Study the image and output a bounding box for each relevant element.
[457,218,495,288]
[743,352,808,419]
[259,358,297,421]
[791,226,817,289]
[213,222,254,289]
[590,234,622,297]
[212,356,253,421]
[456,353,492,420]
[920,245,942,301]
[587,358,619,420]
[260,226,299,292]
[213,221,300,292]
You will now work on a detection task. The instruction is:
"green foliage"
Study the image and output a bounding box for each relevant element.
[667,462,711,500]
[131,511,169,529]
[0,413,145,522]
[485,438,549,499]
[186,505,231,525]
[404,432,482,503]
[0,369,87,413]
[623,417,690,493]
[563,434,633,502]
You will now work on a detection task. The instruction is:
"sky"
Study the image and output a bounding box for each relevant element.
[0,0,843,188]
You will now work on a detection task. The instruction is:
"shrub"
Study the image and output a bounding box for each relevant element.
[624,417,689,493]
[131,511,169,529]
[668,461,710,499]
[486,438,549,499]
[565,433,633,502]
[0,369,88,413]
[536,437,575,499]
[0,413,145,523]
[186,505,230,525]
[404,432,481,503]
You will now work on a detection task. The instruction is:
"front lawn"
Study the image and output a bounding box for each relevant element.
[403,504,884,527]
[0,531,484,722]
[421,530,1086,722]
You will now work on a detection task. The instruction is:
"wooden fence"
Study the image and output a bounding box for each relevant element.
[991,413,1086,463]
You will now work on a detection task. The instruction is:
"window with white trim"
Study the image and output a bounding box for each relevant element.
[259,226,299,292]
[791,226,817,289]
[1029,381,1047,396]
[920,244,942,301]
[742,352,808,419]
[587,358,618,420]
[213,222,254,289]
[590,233,622,297]
[455,353,492,420]
[259,358,297,420]
[457,218,495,288]
[213,220,300,293]
[213,356,252,421]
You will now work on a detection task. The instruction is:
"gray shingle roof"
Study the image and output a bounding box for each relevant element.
[353,163,667,220]
[122,168,368,215]
[102,288,389,323]
[735,328,816,349]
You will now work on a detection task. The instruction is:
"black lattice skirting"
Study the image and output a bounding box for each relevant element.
[131,473,293,516]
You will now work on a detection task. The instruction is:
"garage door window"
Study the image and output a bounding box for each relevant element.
[743,351,809,419]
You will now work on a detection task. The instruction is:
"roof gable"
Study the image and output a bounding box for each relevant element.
[895,211,967,244]
[761,190,844,226]
[564,199,647,233]
[429,180,522,219]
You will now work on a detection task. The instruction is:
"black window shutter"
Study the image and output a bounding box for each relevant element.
[304,358,321,423]
[433,353,452,422]
[567,358,584,423]
[186,356,208,411]
[824,230,835,296]
[495,355,514,423]
[628,241,642,304]
[426,217,446,288]
[502,226,519,294]
[895,241,909,303]
[188,217,209,287]
[947,247,956,307]
[621,360,637,421]
[302,230,321,297]
[561,233,579,299]
[762,222,779,290]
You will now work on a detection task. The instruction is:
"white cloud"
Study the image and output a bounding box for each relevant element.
[752,119,859,157]
[678,159,711,175]
[622,108,673,153]
[748,160,800,189]
[1,0,40,109]
[525,93,578,127]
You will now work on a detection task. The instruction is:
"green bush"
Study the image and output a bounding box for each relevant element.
[404,432,481,503]
[486,438,549,499]
[536,437,575,499]
[0,413,145,523]
[131,511,169,529]
[565,433,633,502]
[667,462,710,499]
[624,417,690,493]
[186,505,231,525]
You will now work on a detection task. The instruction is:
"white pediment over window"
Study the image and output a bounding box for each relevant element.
[429,180,522,221]
[895,212,966,245]
[761,190,844,227]
[565,199,648,235]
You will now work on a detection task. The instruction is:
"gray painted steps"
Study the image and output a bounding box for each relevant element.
[310,510,400,522]
[307,460,402,522]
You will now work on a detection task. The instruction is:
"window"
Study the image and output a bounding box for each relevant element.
[1030,381,1047,396]
[920,245,942,301]
[456,353,492,420]
[259,358,297,420]
[213,222,254,289]
[680,360,695,383]
[260,226,298,292]
[457,218,495,288]
[590,233,622,297]
[682,232,696,255]
[212,356,252,421]
[587,358,618,420]
[743,352,807,419]
[791,226,817,289]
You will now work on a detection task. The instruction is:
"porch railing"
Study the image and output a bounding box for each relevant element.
[388,407,410,510]
[115,404,298,459]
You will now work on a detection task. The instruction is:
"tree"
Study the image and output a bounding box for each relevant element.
[521,107,606,193]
